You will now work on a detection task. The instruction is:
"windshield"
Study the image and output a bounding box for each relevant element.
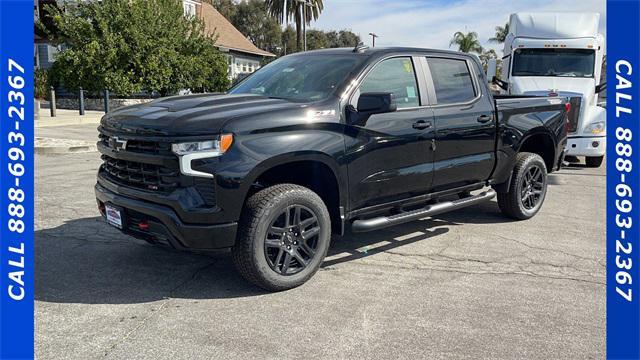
[229,54,363,102]
[512,48,596,77]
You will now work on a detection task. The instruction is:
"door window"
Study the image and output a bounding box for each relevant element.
[357,57,420,109]
[427,58,476,104]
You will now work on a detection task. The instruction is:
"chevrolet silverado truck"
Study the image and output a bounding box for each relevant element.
[95,47,570,291]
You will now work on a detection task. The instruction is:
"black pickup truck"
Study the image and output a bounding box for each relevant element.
[95,47,570,290]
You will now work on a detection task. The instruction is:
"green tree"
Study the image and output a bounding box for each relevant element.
[281,25,297,54]
[336,30,360,47]
[232,0,282,54]
[489,23,509,43]
[478,49,497,70]
[42,0,229,96]
[306,29,328,50]
[311,29,360,49]
[449,31,483,54]
[206,0,237,20]
[265,0,324,51]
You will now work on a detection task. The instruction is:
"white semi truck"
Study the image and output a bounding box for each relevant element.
[493,12,606,167]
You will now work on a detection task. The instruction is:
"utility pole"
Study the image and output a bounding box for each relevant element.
[369,33,379,47]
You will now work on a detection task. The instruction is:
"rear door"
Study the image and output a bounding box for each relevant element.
[346,56,435,210]
[424,56,496,191]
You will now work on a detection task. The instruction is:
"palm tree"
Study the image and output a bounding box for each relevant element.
[449,31,483,54]
[265,0,323,52]
[489,23,509,43]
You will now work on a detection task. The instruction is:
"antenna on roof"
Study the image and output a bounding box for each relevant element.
[353,42,369,53]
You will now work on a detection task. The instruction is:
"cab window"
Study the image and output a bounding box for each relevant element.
[357,57,420,109]
[427,58,476,104]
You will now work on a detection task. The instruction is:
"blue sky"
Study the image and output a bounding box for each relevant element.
[310,0,606,54]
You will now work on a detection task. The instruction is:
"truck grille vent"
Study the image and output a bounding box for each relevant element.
[98,133,172,155]
[567,97,582,134]
[100,155,179,192]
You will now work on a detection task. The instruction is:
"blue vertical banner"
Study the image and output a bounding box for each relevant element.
[607,0,640,359]
[0,0,35,359]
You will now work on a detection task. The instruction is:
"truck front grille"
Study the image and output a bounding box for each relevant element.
[98,133,172,155]
[567,97,582,134]
[100,155,179,192]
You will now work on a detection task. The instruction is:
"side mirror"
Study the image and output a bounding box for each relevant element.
[595,82,607,94]
[358,92,397,113]
[348,92,397,126]
[492,76,509,91]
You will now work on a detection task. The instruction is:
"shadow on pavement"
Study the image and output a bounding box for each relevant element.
[36,203,512,304]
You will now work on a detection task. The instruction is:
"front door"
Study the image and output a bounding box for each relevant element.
[345,57,435,210]
[425,56,497,191]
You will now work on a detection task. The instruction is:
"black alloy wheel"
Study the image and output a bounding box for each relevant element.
[520,164,545,210]
[497,152,548,220]
[264,205,321,276]
[232,184,331,291]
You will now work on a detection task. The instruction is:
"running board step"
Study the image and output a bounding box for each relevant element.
[351,189,496,233]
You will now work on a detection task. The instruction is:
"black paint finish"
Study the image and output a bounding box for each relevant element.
[96,47,569,248]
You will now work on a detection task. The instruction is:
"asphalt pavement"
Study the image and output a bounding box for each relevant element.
[36,150,605,359]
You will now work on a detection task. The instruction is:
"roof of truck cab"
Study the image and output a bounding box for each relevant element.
[292,47,473,57]
[509,12,600,39]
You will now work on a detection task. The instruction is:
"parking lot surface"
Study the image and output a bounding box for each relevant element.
[36,151,605,359]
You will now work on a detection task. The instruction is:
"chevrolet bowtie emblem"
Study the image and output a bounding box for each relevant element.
[109,136,128,152]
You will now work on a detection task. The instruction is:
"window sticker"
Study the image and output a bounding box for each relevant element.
[403,60,413,73]
[406,86,416,98]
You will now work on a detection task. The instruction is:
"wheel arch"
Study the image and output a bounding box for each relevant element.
[244,152,346,235]
[518,130,557,172]
[494,129,557,194]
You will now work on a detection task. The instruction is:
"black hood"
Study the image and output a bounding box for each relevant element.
[100,93,305,136]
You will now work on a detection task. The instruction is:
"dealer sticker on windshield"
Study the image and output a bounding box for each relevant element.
[105,205,123,229]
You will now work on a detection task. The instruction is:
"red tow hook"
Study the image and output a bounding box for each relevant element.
[138,221,150,231]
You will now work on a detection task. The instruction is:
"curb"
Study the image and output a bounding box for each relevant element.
[35,144,98,155]
[35,117,101,128]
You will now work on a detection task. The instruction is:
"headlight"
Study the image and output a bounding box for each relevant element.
[171,134,233,156]
[586,122,605,135]
[172,134,233,178]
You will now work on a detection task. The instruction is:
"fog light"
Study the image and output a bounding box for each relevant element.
[97,201,105,216]
[592,141,600,148]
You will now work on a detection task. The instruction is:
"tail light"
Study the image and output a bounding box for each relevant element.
[564,102,572,135]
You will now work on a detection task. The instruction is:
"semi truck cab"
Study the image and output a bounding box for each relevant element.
[498,12,606,167]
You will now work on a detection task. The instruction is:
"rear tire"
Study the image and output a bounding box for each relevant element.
[497,152,548,220]
[585,156,604,168]
[232,184,331,291]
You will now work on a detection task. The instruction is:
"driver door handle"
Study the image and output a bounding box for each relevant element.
[412,120,432,130]
[477,114,493,123]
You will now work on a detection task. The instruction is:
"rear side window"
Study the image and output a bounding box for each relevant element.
[358,57,420,108]
[427,58,476,104]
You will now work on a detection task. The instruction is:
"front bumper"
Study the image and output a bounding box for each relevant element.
[566,136,606,157]
[95,183,237,250]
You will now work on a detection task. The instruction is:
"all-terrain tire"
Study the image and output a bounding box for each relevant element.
[585,156,604,168]
[497,152,548,220]
[232,184,331,291]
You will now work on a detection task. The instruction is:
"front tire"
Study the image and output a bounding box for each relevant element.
[232,184,331,291]
[585,156,604,168]
[497,152,548,220]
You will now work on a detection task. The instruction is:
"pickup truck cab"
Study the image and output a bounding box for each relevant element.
[95,46,569,290]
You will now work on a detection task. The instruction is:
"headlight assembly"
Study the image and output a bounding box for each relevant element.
[171,134,234,156]
[586,121,605,135]
[172,134,233,178]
